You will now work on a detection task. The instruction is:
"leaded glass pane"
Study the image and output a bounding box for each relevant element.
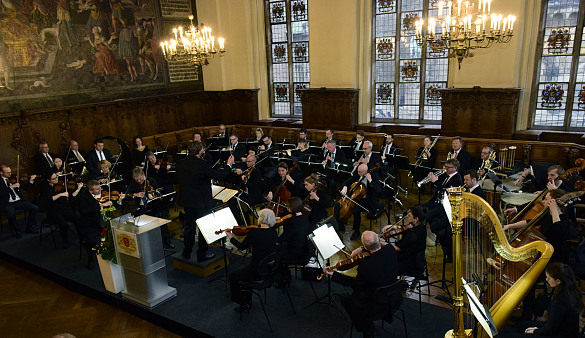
[401,0,422,12]
[375,104,394,119]
[376,13,396,37]
[266,0,309,118]
[375,60,395,82]
[542,27,575,56]
[539,55,572,82]
[426,58,448,81]
[545,0,580,27]
[423,105,442,121]
[376,0,396,14]
[376,37,396,61]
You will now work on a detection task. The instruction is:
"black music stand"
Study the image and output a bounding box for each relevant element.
[304,223,346,316]
[463,278,498,338]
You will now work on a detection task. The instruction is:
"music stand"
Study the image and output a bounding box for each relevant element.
[462,278,498,338]
[426,192,454,303]
[304,223,345,316]
[196,205,239,295]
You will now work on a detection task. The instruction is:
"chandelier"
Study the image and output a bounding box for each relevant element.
[414,0,516,69]
[160,15,226,67]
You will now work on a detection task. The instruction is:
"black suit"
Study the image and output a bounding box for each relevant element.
[416,147,437,169]
[356,152,382,175]
[468,185,487,200]
[86,148,113,178]
[175,155,232,259]
[34,152,58,176]
[348,138,364,152]
[77,187,103,265]
[64,149,87,164]
[341,174,383,232]
[0,177,38,234]
[450,148,471,175]
[423,172,462,259]
[332,244,398,333]
[324,148,347,167]
[230,143,247,162]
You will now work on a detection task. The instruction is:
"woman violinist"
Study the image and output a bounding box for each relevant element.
[225,208,278,312]
[294,173,330,228]
[144,151,172,189]
[96,160,117,184]
[380,205,427,276]
[266,162,297,217]
[52,157,65,175]
[40,172,83,248]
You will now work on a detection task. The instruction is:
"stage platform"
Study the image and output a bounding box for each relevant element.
[0,226,454,337]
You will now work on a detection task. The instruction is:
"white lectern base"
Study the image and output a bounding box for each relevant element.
[123,286,177,309]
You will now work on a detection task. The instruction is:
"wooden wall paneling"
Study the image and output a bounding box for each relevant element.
[439,88,521,140]
[68,107,99,155]
[300,88,359,131]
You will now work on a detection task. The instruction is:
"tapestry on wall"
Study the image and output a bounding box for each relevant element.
[0,0,201,113]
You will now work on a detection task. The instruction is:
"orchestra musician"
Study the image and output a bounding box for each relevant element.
[96,160,116,184]
[175,141,234,261]
[0,165,38,237]
[381,133,399,176]
[232,154,266,225]
[225,208,278,312]
[422,158,462,262]
[352,141,381,172]
[287,138,311,163]
[40,172,83,248]
[348,130,365,161]
[86,139,113,178]
[475,146,497,179]
[34,142,58,176]
[299,127,312,144]
[276,197,311,264]
[190,131,215,165]
[463,170,486,199]
[503,188,572,264]
[415,136,437,169]
[253,128,264,147]
[448,136,471,175]
[515,164,573,193]
[216,124,228,138]
[266,162,297,205]
[64,140,87,167]
[321,128,338,158]
[295,173,330,227]
[340,163,384,240]
[131,136,150,167]
[258,134,280,158]
[228,134,247,162]
[119,167,174,248]
[52,157,65,175]
[323,230,398,338]
[77,180,117,269]
[322,139,347,168]
[381,206,426,276]
[144,151,171,189]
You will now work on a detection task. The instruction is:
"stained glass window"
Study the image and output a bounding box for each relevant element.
[532,0,585,129]
[265,0,310,118]
[373,0,449,122]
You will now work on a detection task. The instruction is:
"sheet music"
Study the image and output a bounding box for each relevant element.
[311,225,344,260]
[196,207,239,244]
[211,184,238,202]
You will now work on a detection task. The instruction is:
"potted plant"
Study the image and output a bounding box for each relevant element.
[93,209,125,294]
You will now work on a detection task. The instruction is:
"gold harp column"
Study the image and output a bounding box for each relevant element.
[445,187,468,338]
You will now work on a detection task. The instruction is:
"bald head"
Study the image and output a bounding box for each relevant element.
[357,163,368,176]
[362,231,381,252]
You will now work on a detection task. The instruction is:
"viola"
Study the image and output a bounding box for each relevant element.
[9,173,31,184]
[54,179,78,193]
[316,252,371,280]
[215,225,259,236]
[337,163,381,222]
[242,166,255,184]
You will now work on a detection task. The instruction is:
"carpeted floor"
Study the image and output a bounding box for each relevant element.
[0,226,455,338]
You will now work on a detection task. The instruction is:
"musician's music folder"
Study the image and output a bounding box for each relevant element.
[211,185,238,202]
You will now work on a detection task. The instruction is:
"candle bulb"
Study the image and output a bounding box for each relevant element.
[438,1,444,19]
[487,0,491,12]
[160,42,166,56]
[448,1,452,15]
[458,0,462,16]
[510,16,516,31]
[218,37,225,50]
[173,28,177,41]
[482,14,486,31]
[179,26,183,40]
[211,37,214,50]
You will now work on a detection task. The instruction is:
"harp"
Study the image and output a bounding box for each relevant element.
[445,187,553,337]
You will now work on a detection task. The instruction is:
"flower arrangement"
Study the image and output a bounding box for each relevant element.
[93,207,117,264]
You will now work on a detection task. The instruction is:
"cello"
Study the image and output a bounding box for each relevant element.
[266,163,297,217]
[510,158,585,224]
[337,163,380,222]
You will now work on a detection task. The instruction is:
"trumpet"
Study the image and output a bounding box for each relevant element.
[478,150,497,174]
[416,169,446,187]
[416,134,440,164]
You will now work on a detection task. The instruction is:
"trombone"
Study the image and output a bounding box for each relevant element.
[409,134,440,178]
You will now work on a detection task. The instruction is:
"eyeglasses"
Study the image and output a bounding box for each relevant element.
[445,165,454,169]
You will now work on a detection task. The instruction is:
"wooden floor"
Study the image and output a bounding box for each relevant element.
[0,258,179,338]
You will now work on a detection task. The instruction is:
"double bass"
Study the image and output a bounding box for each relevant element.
[337,163,380,222]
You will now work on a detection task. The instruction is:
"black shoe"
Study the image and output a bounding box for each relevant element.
[234,304,250,313]
[350,231,360,240]
[197,252,215,262]
[164,240,175,249]
[181,251,191,259]
[26,228,39,234]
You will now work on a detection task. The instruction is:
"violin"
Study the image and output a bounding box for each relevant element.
[98,190,121,203]
[274,214,293,229]
[54,179,78,193]
[302,180,326,216]
[9,173,31,184]
[215,225,259,236]
[379,223,414,239]
[243,166,255,183]
[316,252,371,280]
[337,163,381,222]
